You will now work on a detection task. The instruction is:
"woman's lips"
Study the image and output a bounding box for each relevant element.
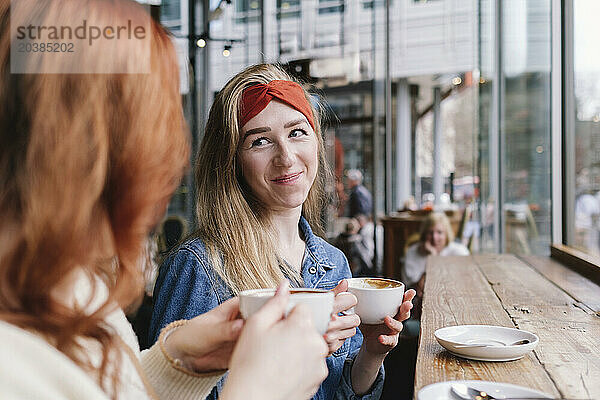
[272,172,302,184]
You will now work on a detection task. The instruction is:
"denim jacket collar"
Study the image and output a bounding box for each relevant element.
[299,216,336,271]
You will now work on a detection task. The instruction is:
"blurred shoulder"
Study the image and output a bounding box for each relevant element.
[176,236,209,257]
[406,242,421,257]
[162,236,209,266]
[444,241,470,256]
[157,236,220,283]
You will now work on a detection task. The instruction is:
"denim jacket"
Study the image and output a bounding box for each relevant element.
[149,217,384,400]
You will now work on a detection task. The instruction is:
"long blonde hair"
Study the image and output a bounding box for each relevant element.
[0,0,188,397]
[194,64,332,294]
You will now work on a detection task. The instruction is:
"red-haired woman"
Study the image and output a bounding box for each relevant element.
[0,1,327,399]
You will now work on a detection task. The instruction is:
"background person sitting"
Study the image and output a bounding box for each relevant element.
[335,218,362,275]
[335,215,375,277]
[401,212,469,322]
[158,214,188,255]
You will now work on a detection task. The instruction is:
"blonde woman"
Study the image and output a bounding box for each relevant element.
[150,64,415,400]
[402,212,470,296]
[0,1,329,399]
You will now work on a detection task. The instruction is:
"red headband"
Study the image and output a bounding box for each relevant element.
[239,80,316,132]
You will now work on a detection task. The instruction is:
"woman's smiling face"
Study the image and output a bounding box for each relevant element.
[238,100,318,214]
[425,222,448,252]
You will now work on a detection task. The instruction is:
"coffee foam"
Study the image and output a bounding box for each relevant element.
[349,278,402,289]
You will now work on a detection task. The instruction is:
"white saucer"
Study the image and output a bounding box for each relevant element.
[434,325,539,362]
[418,380,552,400]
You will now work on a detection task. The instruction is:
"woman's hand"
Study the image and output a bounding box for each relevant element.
[422,241,438,256]
[359,289,416,355]
[324,280,361,355]
[221,281,329,400]
[350,288,416,395]
[163,297,244,373]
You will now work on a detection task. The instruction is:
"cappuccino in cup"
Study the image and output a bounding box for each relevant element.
[347,277,405,325]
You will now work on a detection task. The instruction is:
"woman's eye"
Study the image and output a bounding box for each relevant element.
[289,128,308,138]
[250,137,269,147]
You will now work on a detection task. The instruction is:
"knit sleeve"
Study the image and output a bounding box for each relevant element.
[140,341,225,400]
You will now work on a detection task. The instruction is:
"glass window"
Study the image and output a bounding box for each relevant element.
[477,0,552,255]
[235,0,248,12]
[568,0,600,255]
[235,0,260,24]
[361,1,374,9]
[318,1,344,15]
[160,0,184,32]
[277,0,300,6]
[501,1,552,255]
[277,0,301,19]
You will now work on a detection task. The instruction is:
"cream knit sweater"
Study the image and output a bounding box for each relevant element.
[0,272,227,400]
[0,311,224,399]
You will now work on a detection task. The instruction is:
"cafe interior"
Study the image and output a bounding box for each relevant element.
[144,0,600,399]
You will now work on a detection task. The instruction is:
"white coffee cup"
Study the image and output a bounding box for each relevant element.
[239,288,334,334]
[346,277,405,325]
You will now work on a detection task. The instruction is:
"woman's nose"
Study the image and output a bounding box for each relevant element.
[273,142,294,167]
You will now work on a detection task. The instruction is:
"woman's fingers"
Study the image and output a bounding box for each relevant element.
[213,296,242,320]
[383,315,404,333]
[325,327,357,343]
[378,333,400,347]
[332,292,357,314]
[327,313,360,332]
[324,311,360,354]
[211,318,244,343]
[330,279,349,296]
[247,280,290,330]
[275,279,291,296]
[404,288,416,302]
[399,301,413,318]
[391,289,416,322]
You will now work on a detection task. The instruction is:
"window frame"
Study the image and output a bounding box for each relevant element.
[553,0,600,279]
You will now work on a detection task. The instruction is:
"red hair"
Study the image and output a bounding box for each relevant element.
[0,0,189,396]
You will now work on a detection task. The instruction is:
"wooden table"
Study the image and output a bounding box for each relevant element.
[415,254,600,399]
[381,211,461,280]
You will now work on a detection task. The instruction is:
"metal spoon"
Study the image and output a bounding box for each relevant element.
[453,339,530,348]
[451,384,496,399]
[450,383,550,400]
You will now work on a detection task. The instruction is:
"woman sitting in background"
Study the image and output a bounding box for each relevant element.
[402,212,470,300]
[0,1,328,399]
[335,214,375,277]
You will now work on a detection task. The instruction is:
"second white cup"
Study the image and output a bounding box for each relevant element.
[346,277,405,325]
